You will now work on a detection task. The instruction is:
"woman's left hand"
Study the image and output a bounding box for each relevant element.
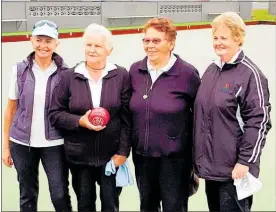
[232,163,249,179]
[112,154,126,167]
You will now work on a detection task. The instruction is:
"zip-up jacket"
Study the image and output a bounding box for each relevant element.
[49,64,132,166]
[129,54,200,158]
[10,52,68,143]
[194,51,272,180]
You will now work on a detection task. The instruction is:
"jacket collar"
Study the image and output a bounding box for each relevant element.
[73,62,118,80]
[147,53,177,73]
[26,51,67,71]
[138,53,181,76]
[213,50,245,70]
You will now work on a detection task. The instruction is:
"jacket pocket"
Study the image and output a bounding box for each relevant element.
[164,131,183,155]
[65,141,85,161]
[12,110,25,127]
[215,138,237,167]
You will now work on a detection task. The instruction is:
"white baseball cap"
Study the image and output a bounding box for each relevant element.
[32,20,59,39]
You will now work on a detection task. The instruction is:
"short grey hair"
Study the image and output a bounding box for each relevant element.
[83,23,113,50]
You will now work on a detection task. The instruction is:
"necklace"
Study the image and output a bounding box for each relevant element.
[85,62,105,70]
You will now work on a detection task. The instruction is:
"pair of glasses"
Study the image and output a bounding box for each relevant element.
[142,38,164,45]
[33,20,58,30]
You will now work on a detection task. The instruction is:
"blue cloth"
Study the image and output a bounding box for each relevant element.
[105,159,134,187]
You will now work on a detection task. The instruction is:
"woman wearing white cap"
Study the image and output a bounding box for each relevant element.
[2,20,72,212]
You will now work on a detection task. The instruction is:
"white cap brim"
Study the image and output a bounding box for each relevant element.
[32,24,58,39]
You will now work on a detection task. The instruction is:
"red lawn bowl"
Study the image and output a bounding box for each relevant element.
[88,107,110,126]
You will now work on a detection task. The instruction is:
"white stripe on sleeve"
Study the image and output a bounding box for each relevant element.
[242,59,268,163]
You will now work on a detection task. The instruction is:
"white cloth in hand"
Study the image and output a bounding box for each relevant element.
[234,172,263,200]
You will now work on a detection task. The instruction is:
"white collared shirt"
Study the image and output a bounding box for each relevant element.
[147,54,177,84]
[214,49,242,69]
[8,60,64,147]
[74,62,117,108]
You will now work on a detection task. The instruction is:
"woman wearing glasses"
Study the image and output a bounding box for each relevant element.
[49,23,132,212]
[129,17,201,212]
[2,20,72,212]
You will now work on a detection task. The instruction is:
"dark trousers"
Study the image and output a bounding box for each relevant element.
[133,153,190,212]
[10,142,72,212]
[69,163,122,212]
[205,180,253,212]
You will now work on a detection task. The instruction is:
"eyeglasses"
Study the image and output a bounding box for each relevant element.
[33,20,58,30]
[142,38,165,45]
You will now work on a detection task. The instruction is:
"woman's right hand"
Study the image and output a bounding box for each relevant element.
[2,147,13,168]
[79,110,106,131]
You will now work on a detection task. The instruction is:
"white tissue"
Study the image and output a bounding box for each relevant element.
[234,172,263,200]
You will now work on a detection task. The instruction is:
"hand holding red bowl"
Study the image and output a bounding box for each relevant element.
[79,107,110,131]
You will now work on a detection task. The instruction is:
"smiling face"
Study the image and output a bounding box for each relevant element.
[213,24,241,62]
[31,35,58,59]
[143,27,175,64]
[84,34,112,65]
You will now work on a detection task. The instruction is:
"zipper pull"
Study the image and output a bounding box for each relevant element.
[143,85,152,100]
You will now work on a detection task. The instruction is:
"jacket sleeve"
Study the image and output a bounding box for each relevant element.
[49,71,81,131]
[117,70,132,157]
[237,72,272,165]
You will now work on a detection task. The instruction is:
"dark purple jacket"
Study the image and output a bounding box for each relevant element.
[129,54,200,158]
[10,52,68,144]
[194,51,272,180]
[49,64,132,166]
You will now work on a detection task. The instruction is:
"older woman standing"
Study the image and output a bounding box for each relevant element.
[129,17,200,212]
[49,23,132,212]
[2,20,71,211]
[194,12,272,212]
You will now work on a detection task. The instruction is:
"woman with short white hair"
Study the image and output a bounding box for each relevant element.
[194,12,271,212]
[49,23,132,212]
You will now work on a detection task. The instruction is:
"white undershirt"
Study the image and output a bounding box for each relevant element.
[147,54,177,84]
[74,62,117,108]
[8,61,64,147]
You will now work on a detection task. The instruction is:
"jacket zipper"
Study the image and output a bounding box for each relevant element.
[28,67,36,152]
[45,73,53,140]
[143,72,165,153]
[203,69,222,165]
[144,74,151,154]
[46,68,61,140]
[85,80,98,164]
[95,135,100,165]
